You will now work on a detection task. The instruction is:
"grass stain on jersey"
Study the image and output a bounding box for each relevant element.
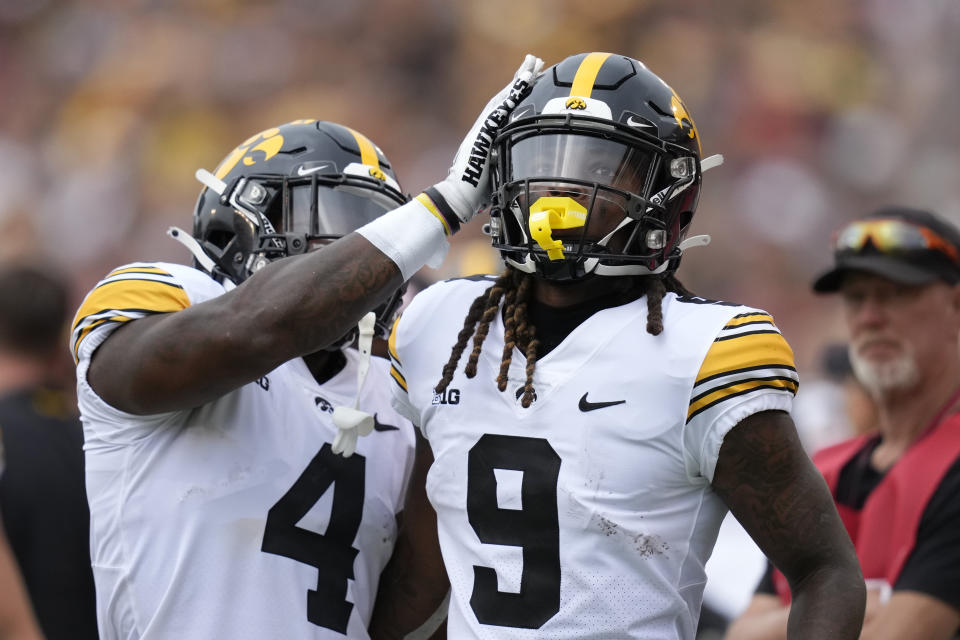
[596,516,669,558]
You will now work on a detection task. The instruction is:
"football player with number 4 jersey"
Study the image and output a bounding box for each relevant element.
[371,53,866,639]
[70,53,542,640]
[72,120,416,639]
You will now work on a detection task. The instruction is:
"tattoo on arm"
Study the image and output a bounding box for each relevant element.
[712,410,865,640]
[88,232,403,414]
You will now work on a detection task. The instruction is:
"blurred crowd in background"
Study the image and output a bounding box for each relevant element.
[2,0,960,377]
[1,0,959,635]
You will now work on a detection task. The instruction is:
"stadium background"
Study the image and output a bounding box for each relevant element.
[1,0,959,378]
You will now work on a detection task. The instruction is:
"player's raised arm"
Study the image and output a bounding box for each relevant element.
[713,410,866,639]
[80,56,542,415]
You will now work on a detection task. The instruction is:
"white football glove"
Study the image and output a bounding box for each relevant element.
[419,54,544,231]
[355,55,543,281]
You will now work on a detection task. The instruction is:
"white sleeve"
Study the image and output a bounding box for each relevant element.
[683,310,799,483]
[71,262,225,444]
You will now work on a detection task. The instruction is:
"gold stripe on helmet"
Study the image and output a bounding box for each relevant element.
[345,127,381,170]
[569,52,613,98]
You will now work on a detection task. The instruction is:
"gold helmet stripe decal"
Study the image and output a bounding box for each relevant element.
[570,52,612,98]
[345,127,381,169]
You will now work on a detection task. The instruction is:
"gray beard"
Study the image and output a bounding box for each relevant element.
[848,344,920,399]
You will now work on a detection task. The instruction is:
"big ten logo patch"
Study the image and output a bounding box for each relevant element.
[432,388,461,405]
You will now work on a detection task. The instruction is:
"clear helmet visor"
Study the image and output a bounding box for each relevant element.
[287,184,399,239]
[506,134,656,242]
[508,133,653,193]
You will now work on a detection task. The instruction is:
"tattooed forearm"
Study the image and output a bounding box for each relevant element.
[713,411,865,639]
[249,232,403,354]
[88,232,403,414]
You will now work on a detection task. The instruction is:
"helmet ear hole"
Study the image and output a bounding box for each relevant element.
[207,230,234,250]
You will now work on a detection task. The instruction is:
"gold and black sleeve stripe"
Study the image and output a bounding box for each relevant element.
[387,314,408,391]
[72,278,189,334]
[688,314,798,422]
[688,376,799,422]
[71,270,190,363]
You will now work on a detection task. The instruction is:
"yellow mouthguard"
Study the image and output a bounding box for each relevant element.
[528,197,588,260]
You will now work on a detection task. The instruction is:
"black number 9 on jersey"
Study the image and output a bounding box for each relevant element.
[467,434,562,629]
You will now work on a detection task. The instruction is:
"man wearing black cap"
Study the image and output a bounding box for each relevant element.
[727,206,960,640]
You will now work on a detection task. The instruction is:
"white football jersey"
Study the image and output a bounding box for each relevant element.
[71,262,415,640]
[389,276,798,640]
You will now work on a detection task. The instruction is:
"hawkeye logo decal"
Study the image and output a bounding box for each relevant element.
[515,386,538,405]
[368,167,386,181]
[214,127,287,180]
[670,93,701,153]
[315,396,334,414]
[565,97,587,110]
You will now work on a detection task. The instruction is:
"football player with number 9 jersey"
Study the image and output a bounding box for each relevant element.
[371,53,866,639]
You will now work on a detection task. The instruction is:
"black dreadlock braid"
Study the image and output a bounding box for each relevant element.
[435,267,692,406]
[435,270,512,394]
[645,273,693,335]
[507,273,537,407]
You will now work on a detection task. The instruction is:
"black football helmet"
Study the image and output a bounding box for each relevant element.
[191,119,408,338]
[489,52,716,281]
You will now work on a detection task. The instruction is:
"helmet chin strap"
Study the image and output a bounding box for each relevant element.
[195,168,227,195]
[166,226,236,291]
[701,154,724,172]
[331,312,377,458]
[678,234,711,251]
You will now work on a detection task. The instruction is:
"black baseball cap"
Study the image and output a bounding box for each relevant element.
[812,206,960,294]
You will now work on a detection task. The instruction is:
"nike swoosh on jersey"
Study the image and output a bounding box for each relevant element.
[373,414,400,432]
[578,393,626,412]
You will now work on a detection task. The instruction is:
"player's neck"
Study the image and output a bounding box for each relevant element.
[302,349,347,385]
[532,275,639,308]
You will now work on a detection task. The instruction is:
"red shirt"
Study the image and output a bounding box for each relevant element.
[773,413,960,603]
